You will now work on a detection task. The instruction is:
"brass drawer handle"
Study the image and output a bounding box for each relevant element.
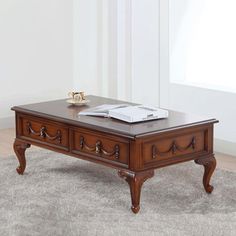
[80,136,120,159]
[152,137,196,159]
[26,122,62,144]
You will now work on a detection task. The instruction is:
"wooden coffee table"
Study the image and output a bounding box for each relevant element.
[12,95,218,213]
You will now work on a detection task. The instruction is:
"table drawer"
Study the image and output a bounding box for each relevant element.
[20,116,69,150]
[142,130,206,166]
[71,128,129,166]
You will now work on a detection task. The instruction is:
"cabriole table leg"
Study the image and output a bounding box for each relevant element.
[118,169,154,214]
[195,155,216,193]
[13,139,31,175]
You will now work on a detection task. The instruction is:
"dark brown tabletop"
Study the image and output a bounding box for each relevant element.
[12,95,218,138]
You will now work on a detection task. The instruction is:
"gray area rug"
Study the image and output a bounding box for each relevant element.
[0,150,236,236]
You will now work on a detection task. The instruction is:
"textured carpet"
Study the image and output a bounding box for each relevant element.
[0,150,236,236]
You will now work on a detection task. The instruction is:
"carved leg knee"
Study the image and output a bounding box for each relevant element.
[118,170,154,213]
[195,155,216,193]
[13,139,31,175]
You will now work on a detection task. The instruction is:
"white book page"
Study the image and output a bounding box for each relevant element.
[113,107,153,117]
[109,105,168,122]
[79,104,129,117]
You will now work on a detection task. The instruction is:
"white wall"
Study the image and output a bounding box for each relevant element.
[0,0,73,128]
[1,0,160,129]
[73,0,101,96]
[168,84,236,156]
[73,0,160,105]
[160,0,236,156]
[131,0,160,105]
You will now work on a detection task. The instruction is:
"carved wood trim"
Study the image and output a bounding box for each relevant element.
[26,122,62,143]
[13,139,31,175]
[194,155,216,193]
[118,170,154,213]
[152,137,196,159]
[80,136,120,159]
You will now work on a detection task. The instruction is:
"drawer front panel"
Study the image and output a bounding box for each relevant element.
[20,116,69,149]
[143,130,205,166]
[72,129,129,165]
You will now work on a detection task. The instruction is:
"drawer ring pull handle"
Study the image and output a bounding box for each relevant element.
[80,136,120,159]
[152,137,196,159]
[26,122,62,144]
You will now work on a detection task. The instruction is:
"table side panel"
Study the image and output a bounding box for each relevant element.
[12,97,219,214]
[15,112,215,172]
[15,113,130,169]
[140,124,213,170]
[17,114,69,151]
[71,127,130,168]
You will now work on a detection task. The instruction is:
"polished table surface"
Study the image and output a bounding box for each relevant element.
[12,95,217,138]
[12,95,218,213]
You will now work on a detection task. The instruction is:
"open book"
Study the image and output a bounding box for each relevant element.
[79,104,168,123]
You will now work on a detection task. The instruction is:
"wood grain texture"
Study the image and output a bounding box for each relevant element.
[10,96,219,213]
[20,115,69,150]
[118,170,154,213]
[13,139,31,175]
[195,155,217,193]
[1,129,235,172]
[11,95,218,138]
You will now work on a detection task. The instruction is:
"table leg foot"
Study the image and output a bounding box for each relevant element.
[194,155,216,194]
[118,169,154,214]
[13,139,31,175]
